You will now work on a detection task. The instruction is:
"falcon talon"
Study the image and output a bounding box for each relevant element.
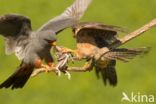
[54,66,61,76]
[68,54,75,63]
[55,68,61,77]
[65,71,71,80]
[59,54,69,67]
[46,69,51,73]
[41,64,52,73]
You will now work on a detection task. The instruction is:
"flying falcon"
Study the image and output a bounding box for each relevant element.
[0,0,92,89]
[60,22,149,86]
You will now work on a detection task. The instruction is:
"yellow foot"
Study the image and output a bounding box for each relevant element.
[82,60,94,71]
[55,67,61,76]
[64,71,71,80]
[61,47,75,54]
[41,64,52,73]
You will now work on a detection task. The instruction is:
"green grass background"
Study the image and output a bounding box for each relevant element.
[0,0,156,104]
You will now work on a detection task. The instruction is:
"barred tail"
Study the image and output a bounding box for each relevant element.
[95,60,117,86]
[0,62,34,90]
[104,47,150,62]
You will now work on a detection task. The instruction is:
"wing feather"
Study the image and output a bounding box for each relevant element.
[73,22,124,47]
[0,14,31,37]
[0,14,32,55]
[38,0,92,33]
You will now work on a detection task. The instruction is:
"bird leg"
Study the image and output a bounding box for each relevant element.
[34,58,56,74]
[55,46,94,71]
[53,46,74,79]
[55,52,72,79]
[54,46,77,57]
[54,46,86,61]
[55,66,61,76]
[34,59,48,72]
[60,47,75,53]
[40,64,51,73]
[46,62,62,76]
[53,45,95,79]
[82,59,94,71]
[51,41,75,55]
[53,46,76,62]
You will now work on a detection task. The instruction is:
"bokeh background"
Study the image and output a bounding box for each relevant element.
[0,0,156,104]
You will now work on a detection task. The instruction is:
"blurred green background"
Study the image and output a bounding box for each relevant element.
[0,0,156,104]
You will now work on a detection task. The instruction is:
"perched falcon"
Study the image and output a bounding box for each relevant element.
[69,22,149,86]
[0,0,92,89]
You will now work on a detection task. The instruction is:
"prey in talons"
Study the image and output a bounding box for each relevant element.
[53,45,75,79]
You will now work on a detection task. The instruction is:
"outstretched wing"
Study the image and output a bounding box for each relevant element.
[38,0,92,33]
[73,22,124,47]
[0,14,32,37]
[72,22,125,86]
[0,14,32,54]
[104,47,150,62]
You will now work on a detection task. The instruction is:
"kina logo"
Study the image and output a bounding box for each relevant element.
[121,92,155,103]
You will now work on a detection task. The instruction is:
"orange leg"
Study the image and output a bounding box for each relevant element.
[57,47,84,60]
[34,58,52,73]
[60,47,75,54]
[82,59,94,71]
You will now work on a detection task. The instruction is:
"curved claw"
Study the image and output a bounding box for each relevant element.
[65,71,71,80]
[54,46,76,79]
[56,70,61,77]
[55,67,61,76]
[41,64,51,73]
[68,54,75,63]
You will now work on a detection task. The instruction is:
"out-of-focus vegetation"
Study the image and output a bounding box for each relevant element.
[0,0,156,104]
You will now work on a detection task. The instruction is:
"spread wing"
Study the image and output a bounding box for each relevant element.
[73,22,124,47]
[37,0,92,34]
[0,14,32,37]
[0,14,32,54]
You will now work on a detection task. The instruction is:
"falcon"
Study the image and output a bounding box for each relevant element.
[61,22,149,86]
[0,0,92,89]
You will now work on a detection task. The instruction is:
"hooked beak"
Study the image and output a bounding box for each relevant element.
[51,41,56,46]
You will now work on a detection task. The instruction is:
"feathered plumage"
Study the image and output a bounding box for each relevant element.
[0,0,92,89]
[72,22,149,86]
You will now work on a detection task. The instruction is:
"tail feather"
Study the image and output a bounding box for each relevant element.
[104,47,150,62]
[95,60,117,86]
[0,62,34,89]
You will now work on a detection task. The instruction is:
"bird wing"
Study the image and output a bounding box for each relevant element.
[0,14,32,36]
[0,62,34,89]
[104,47,150,62]
[0,14,32,55]
[37,0,92,34]
[74,22,124,47]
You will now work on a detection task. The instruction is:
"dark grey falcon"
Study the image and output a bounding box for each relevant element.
[0,0,92,89]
